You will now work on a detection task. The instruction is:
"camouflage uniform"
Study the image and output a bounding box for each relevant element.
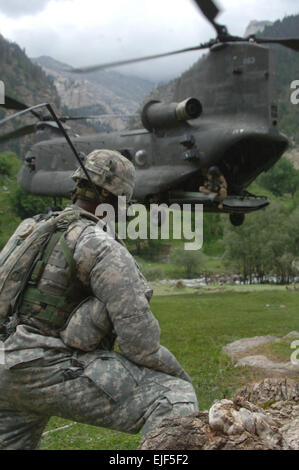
[0,150,198,450]
[199,166,227,209]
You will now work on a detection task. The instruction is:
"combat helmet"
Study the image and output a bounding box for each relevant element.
[72,149,136,202]
[207,166,221,177]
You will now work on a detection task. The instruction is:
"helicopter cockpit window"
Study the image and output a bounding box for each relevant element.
[134,149,149,168]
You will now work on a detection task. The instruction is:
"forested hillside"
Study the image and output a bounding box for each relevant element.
[258,14,299,144]
[0,34,61,154]
[0,35,60,108]
[0,34,154,154]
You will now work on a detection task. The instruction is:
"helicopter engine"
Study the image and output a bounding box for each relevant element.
[141,97,202,132]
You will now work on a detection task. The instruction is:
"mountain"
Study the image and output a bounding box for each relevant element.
[257,14,299,146]
[244,20,273,37]
[0,36,60,109]
[0,31,155,157]
[31,55,155,131]
[0,34,62,154]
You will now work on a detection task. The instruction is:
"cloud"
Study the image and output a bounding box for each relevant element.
[0,0,66,18]
[1,0,299,81]
[4,0,209,81]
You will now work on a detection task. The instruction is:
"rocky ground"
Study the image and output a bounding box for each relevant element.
[222,331,299,376]
[140,378,299,450]
[140,332,299,450]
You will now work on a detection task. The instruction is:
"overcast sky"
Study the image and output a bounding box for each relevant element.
[0,0,298,82]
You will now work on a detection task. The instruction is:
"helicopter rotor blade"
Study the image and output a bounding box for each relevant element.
[58,114,138,121]
[70,1,222,75]
[192,0,228,37]
[0,120,73,143]
[192,0,219,23]
[1,95,42,120]
[70,43,211,74]
[0,103,73,141]
[35,121,71,131]
[0,103,48,127]
[253,37,299,52]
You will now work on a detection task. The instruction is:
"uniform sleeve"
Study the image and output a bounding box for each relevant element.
[72,224,191,382]
[220,175,227,189]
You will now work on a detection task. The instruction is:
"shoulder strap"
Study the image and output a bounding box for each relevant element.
[29,231,62,285]
[2,210,97,336]
[59,231,78,297]
[18,229,81,329]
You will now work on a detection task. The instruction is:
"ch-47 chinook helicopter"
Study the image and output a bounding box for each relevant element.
[1,0,299,225]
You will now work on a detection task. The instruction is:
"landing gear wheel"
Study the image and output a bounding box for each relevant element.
[230,213,245,226]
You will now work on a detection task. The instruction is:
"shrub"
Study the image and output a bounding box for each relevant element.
[9,186,53,219]
[0,152,19,177]
[139,265,164,281]
[171,248,204,279]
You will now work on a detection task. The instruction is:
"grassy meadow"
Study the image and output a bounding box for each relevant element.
[41,285,299,450]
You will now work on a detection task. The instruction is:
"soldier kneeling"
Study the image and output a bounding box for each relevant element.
[0,149,198,450]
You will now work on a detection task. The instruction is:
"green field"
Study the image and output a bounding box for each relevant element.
[41,287,299,450]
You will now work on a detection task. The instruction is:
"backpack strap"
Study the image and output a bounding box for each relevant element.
[28,231,62,286]
[17,210,95,329]
[4,209,98,333]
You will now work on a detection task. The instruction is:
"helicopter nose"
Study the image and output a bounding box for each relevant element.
[221,134,289,192]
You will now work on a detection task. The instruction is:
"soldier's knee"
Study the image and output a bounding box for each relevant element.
[142,377,198,436]
[163,378,198,413]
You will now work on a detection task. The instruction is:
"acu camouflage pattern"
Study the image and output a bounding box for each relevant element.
[0,205,198,449]
[0,211,82,328]
[0,217,39,324]
[60,297,116,352]
[72,149,136,201]
[0,347,197,449]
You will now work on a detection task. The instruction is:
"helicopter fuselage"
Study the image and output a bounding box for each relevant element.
[18,41,289,214]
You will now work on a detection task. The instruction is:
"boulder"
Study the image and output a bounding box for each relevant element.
[222,335,279,358]
[236,355,299,374]
[139,378,299,450]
